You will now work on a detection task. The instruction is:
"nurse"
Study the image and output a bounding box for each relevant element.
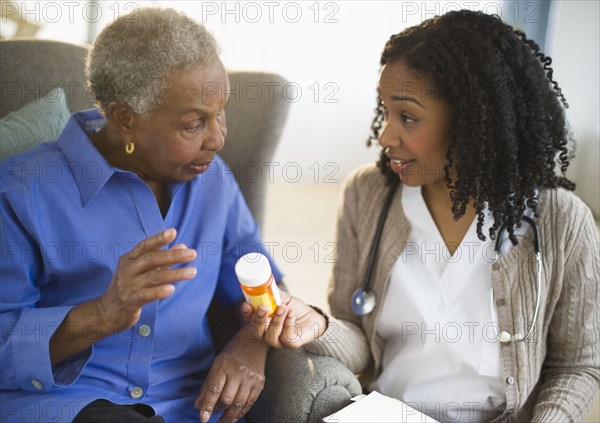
[245,9,600,423]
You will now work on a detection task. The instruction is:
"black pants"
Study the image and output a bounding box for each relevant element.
[72,399,165,423]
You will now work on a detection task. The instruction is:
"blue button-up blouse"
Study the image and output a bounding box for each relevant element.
[0,109,282,422]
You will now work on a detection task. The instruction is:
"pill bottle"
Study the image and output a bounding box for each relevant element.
[235,253,281,316]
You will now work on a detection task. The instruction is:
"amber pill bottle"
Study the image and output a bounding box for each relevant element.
[235,253,281,317]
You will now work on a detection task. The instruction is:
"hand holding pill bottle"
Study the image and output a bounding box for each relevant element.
[235,253,281,317]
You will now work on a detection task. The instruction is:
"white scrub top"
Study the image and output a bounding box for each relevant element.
[370,185,530,423]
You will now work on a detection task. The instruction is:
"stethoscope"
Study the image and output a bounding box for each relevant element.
[350,182,542,343]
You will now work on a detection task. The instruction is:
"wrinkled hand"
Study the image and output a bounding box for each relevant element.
[195,332,268,423]
[241,290,327,349]
[96,228,197,334]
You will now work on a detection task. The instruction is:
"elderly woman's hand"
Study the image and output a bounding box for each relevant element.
[194,327,268,423]
[96,228,197,334]
[241,290,328,349]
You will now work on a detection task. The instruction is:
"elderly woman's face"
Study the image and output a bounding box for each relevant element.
[131,60,229,183]
[378,60,451,187]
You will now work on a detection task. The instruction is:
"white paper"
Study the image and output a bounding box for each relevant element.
[323,391,439,423]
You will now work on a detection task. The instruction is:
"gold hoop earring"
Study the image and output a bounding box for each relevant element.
[125,142,135,154]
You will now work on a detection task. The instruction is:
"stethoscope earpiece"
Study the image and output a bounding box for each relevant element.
[351,288,377,316]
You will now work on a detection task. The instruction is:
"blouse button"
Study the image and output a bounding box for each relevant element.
[496,298,506,306]
[492,263,500,271]
[30,379,43,390]
[130,387,144,399]
[138,325,151,337]
[506,376,515,385]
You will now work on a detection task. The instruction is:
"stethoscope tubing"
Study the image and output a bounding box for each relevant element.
[491,216,542,342]
[361,180,400,292]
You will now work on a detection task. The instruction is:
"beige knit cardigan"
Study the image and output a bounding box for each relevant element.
[306,164,600,422]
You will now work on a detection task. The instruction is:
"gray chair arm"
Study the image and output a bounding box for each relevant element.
[248,348,362,423]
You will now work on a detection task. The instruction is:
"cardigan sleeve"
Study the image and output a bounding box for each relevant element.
[304,170,372,374]
[531,204,600,422]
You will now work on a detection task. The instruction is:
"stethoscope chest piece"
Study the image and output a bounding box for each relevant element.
[351,288,376,316]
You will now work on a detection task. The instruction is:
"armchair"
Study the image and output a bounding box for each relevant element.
[0,39,361,423]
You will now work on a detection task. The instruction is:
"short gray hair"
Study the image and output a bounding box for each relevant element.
[86,7,220,117]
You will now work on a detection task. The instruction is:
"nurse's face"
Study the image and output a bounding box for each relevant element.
[129,60,229,183]
[378,60,451,187]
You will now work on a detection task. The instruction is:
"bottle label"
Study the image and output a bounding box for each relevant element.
[271,281,282,305]
[245,292,277,315]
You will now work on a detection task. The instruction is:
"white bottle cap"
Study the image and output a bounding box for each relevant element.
[235,253,272,287]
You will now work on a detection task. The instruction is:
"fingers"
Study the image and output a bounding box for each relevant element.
[219,382,253,423]
[242,305,285,348]
[130,283,176,307]
[281,310,301,348]
[195,371,226,423]
[109,231,197,305]
[247,305,271,341]
[241,302,316,349]
[120,230,197,290]
[122,266,197,308]
[125,230,196,271]
[145,266,197,287]
[240,302,253,323]
[197,344,267,422]
[239,387,260,419]
[259,305,287,348]
[128,245,197,273]
[279,289,293,306]
[195,375,257,423]
[250,305,303,349]
[126,228,177,261]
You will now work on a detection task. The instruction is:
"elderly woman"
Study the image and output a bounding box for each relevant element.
[247,10,600,423]
[0,8,280,423]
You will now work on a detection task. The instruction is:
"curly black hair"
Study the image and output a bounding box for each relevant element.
[367,10,575,244]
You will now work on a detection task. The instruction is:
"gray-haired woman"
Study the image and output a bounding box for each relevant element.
[0,7,282,423]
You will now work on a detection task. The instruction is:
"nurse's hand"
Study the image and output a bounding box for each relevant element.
[241,290,328,349]
[195,325,268,423]
[97,228,197,334]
